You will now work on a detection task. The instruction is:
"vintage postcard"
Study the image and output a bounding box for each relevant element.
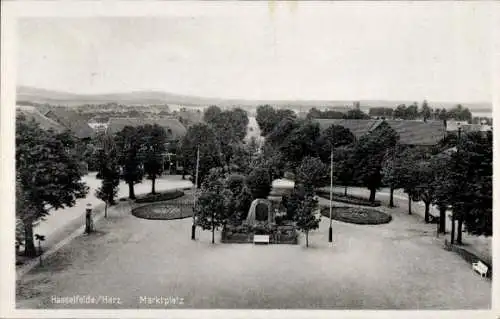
[1,1,498,318]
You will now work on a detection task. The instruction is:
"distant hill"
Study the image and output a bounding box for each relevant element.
[17,86,492,112]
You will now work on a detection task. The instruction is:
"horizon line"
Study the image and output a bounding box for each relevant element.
[16,85,493,106]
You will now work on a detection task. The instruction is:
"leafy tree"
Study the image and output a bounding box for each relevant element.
[195,177,231,244]
[267,117,300,147]
[278,120,321,168]
[293,193,321,247]
[16,115,89,256]
[139,124,168,194]
[368,107,394,118]
[406,103,419,120]
[343,109,370,119]
[449,131,492,241]
[351,122,398,202]
[256,105,296,136]
[381,145,405,207]
[420,100,432,122]
[317,124,355,162]
[179,124,222,187]
[246,166,272,199]
[94,133,120,217]
[332,145,355,196]
[228,142,252,173]
[115,126,144,199]
[203,105,222,123]
[296,156,328,194]
[393,104,407,119]
[430,152,454,233]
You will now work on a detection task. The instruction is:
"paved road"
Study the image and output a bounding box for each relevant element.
[17,194,491,309]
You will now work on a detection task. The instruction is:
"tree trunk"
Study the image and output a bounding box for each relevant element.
[450,215,455,245]
[128,182,136,199]
[439,206,446,233]
[151,177,156,194]
[306,231,309,247]
[104,201,108,219]
[369,188,376,202]
[23,221,37,257]
[212,224,215,244]
[424,201,430,223]
[408,195,412,215]
[344,185,348,196]
[457,217,463,245]
[389,186,394,208]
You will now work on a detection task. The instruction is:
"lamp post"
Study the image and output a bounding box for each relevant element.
[191,146,200,240]
[329,148,333,243]
[84,203,94,234]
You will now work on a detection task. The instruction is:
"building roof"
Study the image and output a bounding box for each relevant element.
[45,108,94,139]
[315,119,383,138]
[315,119,445,146]
[383,120,446,146]
[16,106,66,133]
[106,117,187,139]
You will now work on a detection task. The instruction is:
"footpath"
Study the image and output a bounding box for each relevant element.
[321,186,492,267]
[17,173,192,278]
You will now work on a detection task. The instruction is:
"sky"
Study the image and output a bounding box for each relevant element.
[17,2,494,102]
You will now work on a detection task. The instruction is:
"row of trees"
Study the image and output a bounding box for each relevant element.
[16,114,172,256]
[370,101,474,123]
[254,106,492,242]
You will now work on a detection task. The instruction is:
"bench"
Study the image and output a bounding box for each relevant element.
[472,261,488,278]
[253,235,270,245]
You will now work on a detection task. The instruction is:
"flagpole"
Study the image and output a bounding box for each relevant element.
[329,147,333,243]
[191,146,200,240]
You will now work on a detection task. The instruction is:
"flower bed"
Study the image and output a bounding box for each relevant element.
[320,206,391,225]
[135,189,184,203]
[132,201,193,220]
[316,190,381,207]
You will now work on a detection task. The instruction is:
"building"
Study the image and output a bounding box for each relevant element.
[314,119,446,146]
[44,107,95,140]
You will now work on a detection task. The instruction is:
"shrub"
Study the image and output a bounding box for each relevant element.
[135,190,184,203]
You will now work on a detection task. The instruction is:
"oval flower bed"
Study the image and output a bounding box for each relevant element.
[320,206,391,225]
[135,189,184,204]
[316,191,381,207]
[132,193,194,220]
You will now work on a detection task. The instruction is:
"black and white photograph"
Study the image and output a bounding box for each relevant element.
[1,1,498,317]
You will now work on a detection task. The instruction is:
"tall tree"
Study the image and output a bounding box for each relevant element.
[420,100,432,122]
[351,123,398,202]
[94,133,120,217]
[278,120,321,168]
[293,193,321,247]
[296,156,329,194]
[179,124,222,187]
[246,166,272,199]
[16,116,89,256]
[115,126,144,199]
[140,124,168,194]
[343,109,370,119]
[203,105,222,123]
[317,124,355,162]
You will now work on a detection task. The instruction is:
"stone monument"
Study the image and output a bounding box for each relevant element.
[245,198,275,225]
